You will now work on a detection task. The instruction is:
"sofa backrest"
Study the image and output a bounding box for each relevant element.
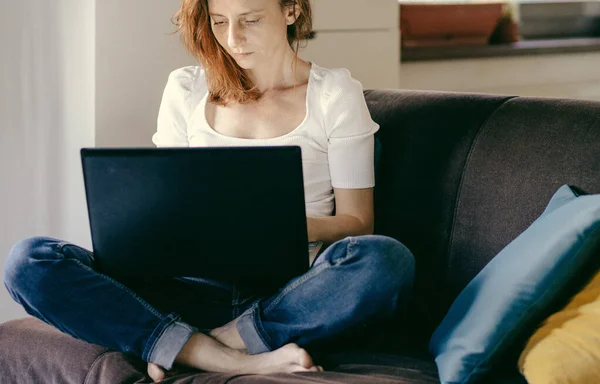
[365,89,600,347]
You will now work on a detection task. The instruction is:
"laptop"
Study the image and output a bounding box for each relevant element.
[80,146,323,293]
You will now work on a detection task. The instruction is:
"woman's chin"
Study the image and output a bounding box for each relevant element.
[236,62,254,70]
[232,54,256,69]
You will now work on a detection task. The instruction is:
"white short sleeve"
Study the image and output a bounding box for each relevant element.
[322,69,380,189]
[152,67,198,147]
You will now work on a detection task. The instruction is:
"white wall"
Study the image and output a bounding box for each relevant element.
[400,52,600,101]
[0,0,95,324]
[1,0,194,324]
[96,0,195,147]
[57,0,97,249]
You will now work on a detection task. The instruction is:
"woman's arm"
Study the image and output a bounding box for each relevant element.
[307,188,374,244]
[313,68,379,245]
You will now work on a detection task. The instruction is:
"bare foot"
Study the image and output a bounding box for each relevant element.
[210,318,246,350]
[174,332,323,375]
[239,343,323,374]
[148,344,323,381]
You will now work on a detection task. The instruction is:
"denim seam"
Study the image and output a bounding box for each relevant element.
[74,261,163,319]
[263,237,355,315]
[55,242,161,318]
[246,304,273,351]
[144,317,171,363]
[144,314,186,362]
[262,263,330,314]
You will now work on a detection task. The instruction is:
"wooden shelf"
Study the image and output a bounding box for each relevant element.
[402,37,600,62]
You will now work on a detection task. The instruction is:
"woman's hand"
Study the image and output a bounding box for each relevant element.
[306,188,374,245]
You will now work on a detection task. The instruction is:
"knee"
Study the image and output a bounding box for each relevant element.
[3,236,59,294]
[351,235,415,294]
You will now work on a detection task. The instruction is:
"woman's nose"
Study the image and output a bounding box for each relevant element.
[227,23,245,50]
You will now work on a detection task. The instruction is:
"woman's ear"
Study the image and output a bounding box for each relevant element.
[284,4,300,25]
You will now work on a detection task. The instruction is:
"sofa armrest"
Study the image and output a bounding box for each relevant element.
[0,317,147,384]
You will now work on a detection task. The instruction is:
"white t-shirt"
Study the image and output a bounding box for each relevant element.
[153,62,379,218]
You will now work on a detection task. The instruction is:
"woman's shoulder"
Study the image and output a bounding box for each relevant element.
[309,63,367,115]
[310,63,364,100]
[164,66,208,109]
[167,65,205,88]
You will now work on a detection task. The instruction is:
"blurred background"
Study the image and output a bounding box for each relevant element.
[1,0,599,323]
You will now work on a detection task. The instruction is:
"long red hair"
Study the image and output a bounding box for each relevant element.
[173,0,313,105]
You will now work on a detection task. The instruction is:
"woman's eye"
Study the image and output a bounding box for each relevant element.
[246,19,260,24]
[212,21,226,26]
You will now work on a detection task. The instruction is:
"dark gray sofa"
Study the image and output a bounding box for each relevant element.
[2,89,599,383]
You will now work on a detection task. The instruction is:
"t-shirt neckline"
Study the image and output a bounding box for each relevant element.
[200,62,315,142]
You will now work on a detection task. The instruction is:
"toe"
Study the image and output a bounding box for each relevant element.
[147,362,166,382]
[296,348,314,369]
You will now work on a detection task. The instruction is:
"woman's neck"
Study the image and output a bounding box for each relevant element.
[247,50,309,94]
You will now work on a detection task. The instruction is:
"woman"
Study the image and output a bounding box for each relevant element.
[3,0,415,381]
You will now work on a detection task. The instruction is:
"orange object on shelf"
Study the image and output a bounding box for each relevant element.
[400,4,504,47]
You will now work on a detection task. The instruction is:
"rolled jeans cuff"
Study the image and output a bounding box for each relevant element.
[236,303,271,355]
[147,319,197,370]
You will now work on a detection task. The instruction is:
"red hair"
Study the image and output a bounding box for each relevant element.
[173,0,313,105]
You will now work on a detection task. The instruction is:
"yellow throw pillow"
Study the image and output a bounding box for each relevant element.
[519,269,600,384]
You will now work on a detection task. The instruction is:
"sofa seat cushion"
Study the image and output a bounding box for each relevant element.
[0,317,441,384]
[0,317,147,384]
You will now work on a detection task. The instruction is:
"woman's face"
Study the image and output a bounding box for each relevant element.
[207,0,296,70]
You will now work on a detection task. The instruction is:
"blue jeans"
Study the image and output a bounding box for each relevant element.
[3,235,414,370]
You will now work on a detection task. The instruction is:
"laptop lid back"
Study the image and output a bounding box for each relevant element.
[81,146,309,291]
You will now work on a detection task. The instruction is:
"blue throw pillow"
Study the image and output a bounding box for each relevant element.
[430,184,600,384]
